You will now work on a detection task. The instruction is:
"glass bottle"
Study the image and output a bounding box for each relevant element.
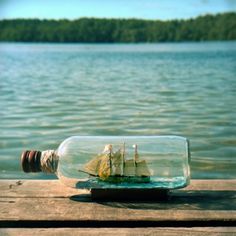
[21,135,191,190]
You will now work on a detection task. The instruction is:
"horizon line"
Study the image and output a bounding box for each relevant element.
[0,11,234,22]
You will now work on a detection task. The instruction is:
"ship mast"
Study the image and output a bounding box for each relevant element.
[108,144,112,170]
[122,142,125,176]
[103,144,113,170]
[133,144,138,167]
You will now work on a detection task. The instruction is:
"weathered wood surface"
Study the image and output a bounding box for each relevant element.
[0,179,235,235]
[1,227,236,236]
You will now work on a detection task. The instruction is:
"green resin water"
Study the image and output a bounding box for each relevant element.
[75,176,188,189]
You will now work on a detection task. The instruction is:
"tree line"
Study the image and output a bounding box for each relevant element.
[0,12,235,42]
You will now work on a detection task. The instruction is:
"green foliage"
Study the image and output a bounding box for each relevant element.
[0,13,235,42]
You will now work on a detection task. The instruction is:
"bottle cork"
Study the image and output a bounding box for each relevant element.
[21,150,42,173]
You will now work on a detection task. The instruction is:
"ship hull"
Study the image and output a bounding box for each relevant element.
[98,175,150,184]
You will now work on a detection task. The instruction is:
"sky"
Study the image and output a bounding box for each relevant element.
[0,0,235,20]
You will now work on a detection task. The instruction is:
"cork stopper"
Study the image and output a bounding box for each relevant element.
[21,150,42,173]
[21,150,58,174]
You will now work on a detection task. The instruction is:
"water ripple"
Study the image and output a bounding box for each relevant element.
[0,42,236,179]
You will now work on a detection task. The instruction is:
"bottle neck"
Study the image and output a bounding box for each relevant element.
[40,150,59,173]
[21,150,59,174]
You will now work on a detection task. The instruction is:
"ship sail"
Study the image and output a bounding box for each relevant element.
[83,154,105,176]
[135,160,151,177]
[111,148,123,176]
[81,143,151,182]
[123,159,136,176]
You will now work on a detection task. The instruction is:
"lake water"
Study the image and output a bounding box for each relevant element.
[0,42,236,179]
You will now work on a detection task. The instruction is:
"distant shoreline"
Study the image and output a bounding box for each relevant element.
[0,40,236,44]
[0,12,235,43]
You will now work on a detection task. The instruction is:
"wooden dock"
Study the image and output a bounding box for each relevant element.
[0,179,235,235]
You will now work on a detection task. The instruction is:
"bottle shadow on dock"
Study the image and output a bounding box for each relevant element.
[69,189,236,211]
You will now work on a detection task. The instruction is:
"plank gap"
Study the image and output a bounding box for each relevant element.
[0,220,235,228]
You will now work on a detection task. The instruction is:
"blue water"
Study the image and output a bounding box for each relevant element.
[0,42,236,179]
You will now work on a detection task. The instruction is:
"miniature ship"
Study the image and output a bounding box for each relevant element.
[81,143,151,183]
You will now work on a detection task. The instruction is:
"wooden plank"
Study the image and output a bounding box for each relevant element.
[0,180,235,226]
[1,227,236,236]
[0,197,235,222]
[0,179,235,198]
[0,180,82,198]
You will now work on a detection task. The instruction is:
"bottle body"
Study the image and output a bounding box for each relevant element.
[55,135,190,189]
